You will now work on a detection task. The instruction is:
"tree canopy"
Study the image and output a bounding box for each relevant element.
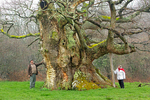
[1,0,150,53]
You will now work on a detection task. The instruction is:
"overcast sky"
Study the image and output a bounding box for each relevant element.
[0,0,4,5]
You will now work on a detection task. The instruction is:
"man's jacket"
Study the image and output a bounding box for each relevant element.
[28,62,43,76]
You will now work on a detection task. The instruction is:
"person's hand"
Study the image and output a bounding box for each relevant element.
[28,75,30,78]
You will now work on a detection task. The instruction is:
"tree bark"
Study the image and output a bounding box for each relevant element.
[109,53,115,87]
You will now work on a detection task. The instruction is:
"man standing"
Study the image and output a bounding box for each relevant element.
[114,65,126,88]
[28,60,44,89]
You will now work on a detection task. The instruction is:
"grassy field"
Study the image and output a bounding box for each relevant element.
[0,81,150,100]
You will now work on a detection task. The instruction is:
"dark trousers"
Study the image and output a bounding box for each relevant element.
[30,74,36,88]
[118,80,124,88]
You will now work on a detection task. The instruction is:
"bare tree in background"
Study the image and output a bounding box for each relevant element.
[0,0,42,80]
[0,0,39,36]
[1,0,150,90]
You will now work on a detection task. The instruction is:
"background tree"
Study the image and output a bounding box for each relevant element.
[1,0,150,90]
[0,0,45,81]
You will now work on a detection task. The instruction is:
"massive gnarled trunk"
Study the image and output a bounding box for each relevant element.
[38,13,111,89]
[37,0,136,90]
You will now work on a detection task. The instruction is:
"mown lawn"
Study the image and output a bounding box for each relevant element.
[0,81,150,100]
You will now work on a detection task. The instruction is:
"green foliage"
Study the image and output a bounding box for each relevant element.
[0,81,150,100]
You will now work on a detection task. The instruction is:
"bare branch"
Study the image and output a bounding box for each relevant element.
[113,0,125,5]
[136,47,150,52]
[118,0,133,19]
[27,37,40,47]
[70,0,90,11]
[0,0,39,37]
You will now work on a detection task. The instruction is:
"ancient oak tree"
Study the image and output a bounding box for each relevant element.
[1,0,150,90]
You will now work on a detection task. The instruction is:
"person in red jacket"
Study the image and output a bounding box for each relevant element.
[114,65,126,88]
[28,60,44,89]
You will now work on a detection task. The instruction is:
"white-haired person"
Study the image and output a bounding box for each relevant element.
[114,65,126,88]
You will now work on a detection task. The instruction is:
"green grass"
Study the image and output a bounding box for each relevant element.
[0,81,150,100]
